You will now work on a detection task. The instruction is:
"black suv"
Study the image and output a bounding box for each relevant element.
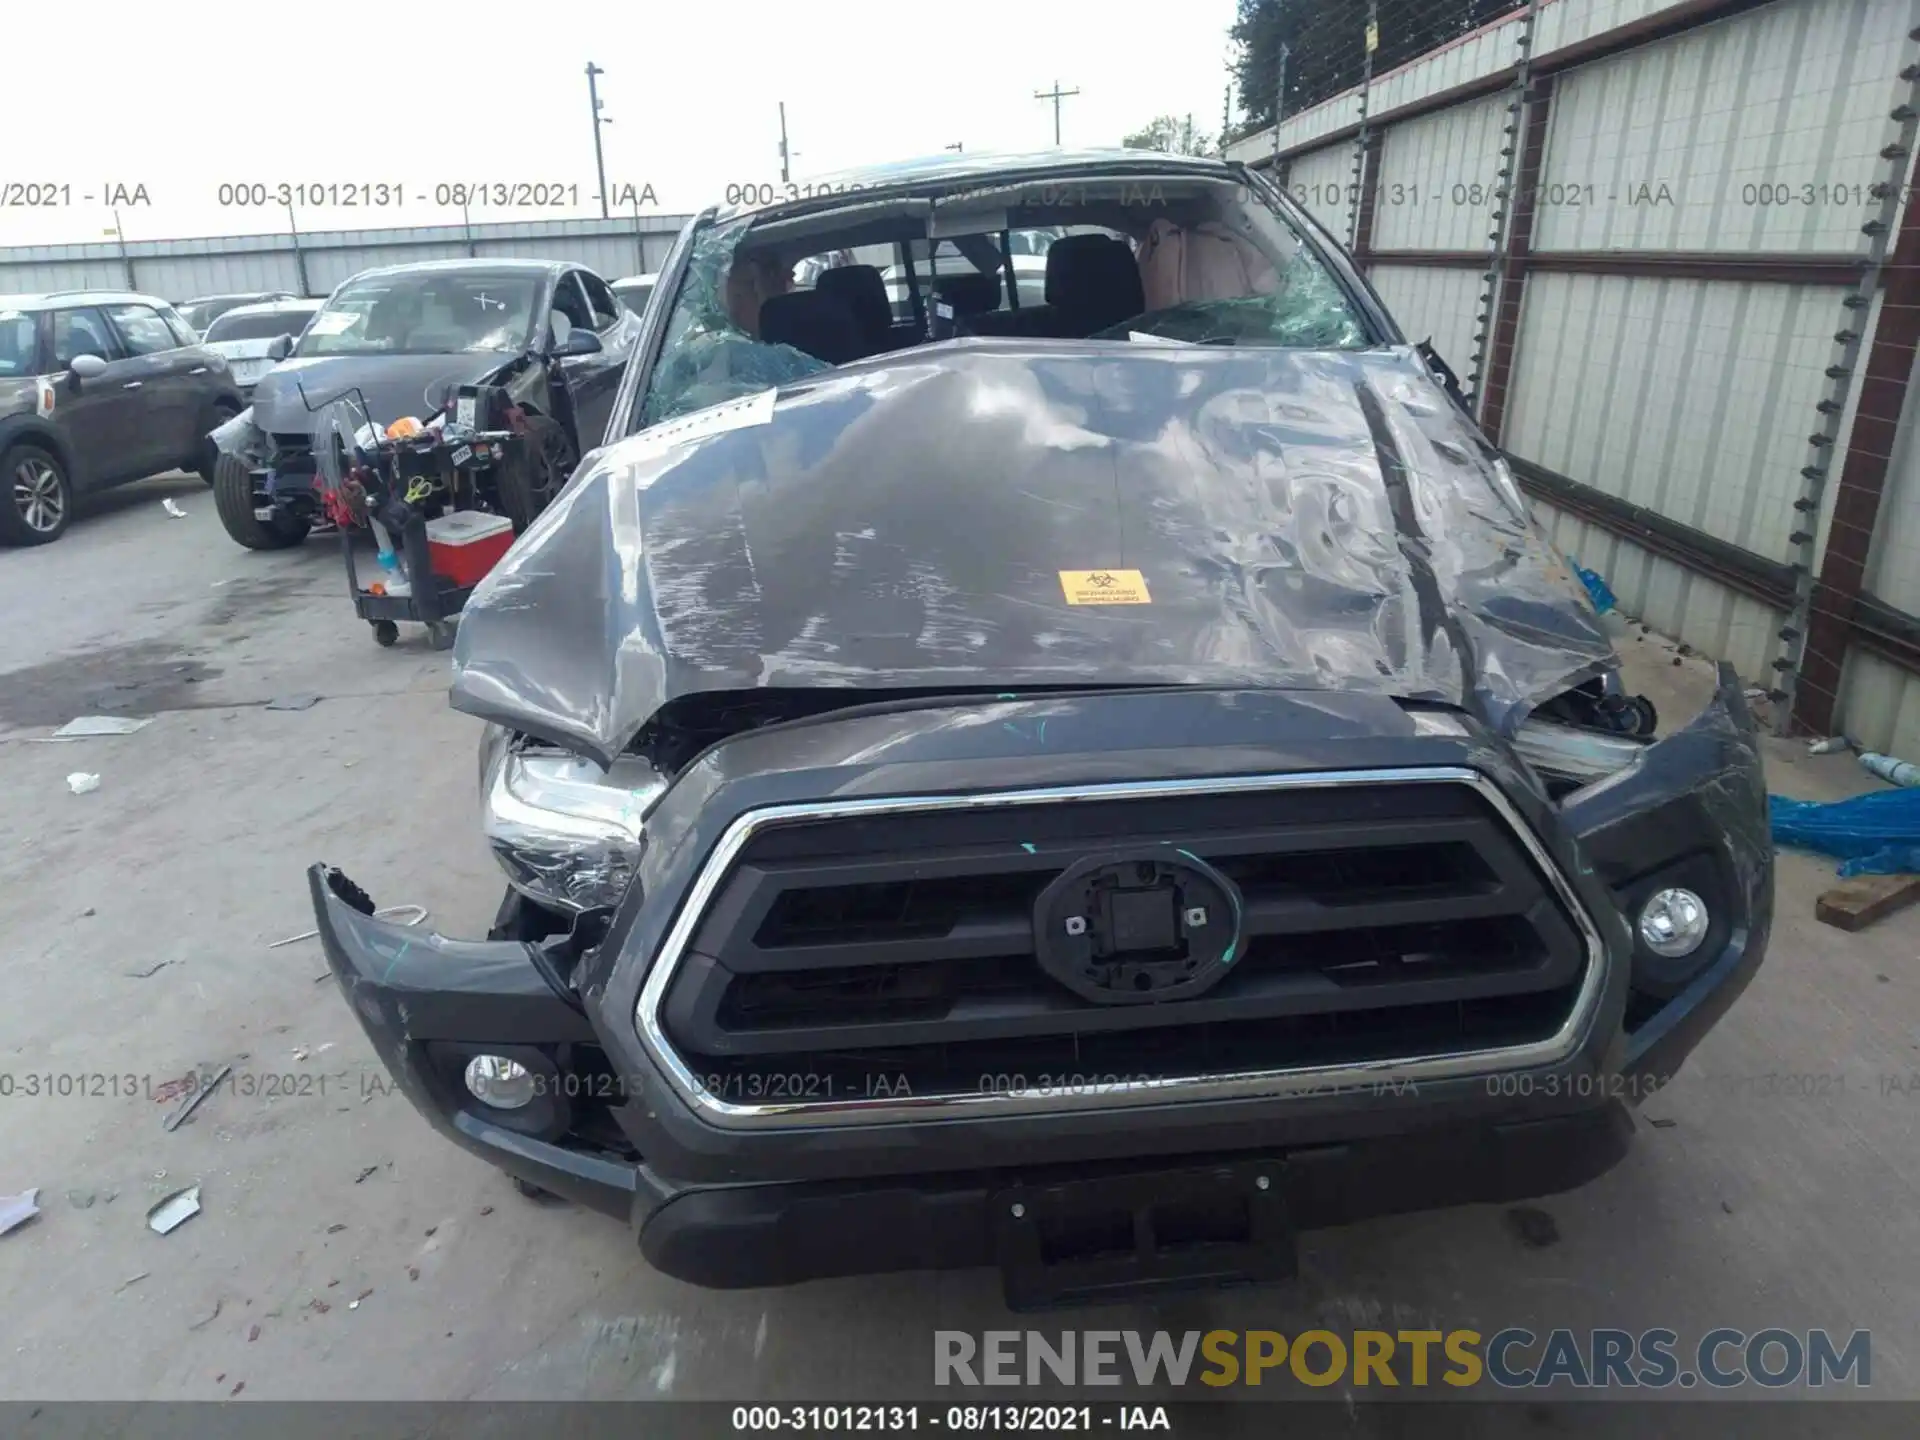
[0,290,245,545]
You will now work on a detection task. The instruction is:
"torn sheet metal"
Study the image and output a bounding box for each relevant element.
[452,343,1616,769]
[0,1189,39,1237]
[146,1184,202,1235]
[52,715,151,738]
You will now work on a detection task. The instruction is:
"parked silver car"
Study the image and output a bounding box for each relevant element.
[201,298,323,398]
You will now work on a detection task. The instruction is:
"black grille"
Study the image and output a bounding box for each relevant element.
[659,780,1589,1103]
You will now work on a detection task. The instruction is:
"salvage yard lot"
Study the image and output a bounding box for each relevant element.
[2,476,1919,1405]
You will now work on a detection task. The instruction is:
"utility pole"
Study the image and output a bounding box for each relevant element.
[586,62,611,219]
[1222,82,1231,154]
[110,209,134,289]
[285,202,310,296]
[1272,40,1291,167]
[1034,80,1080,146]
[1183,113,1194,155]
[778,102,792,184]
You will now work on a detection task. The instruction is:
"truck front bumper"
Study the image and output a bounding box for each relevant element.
[312,862,1634,1299]
[310,666,1770,1298]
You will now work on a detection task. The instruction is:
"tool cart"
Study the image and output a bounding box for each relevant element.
[312,383,536,649]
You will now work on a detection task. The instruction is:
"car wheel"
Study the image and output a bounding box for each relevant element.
[0,443,72,546]
[497,415,574,533]
[213,450,310,550]
[198,400,241,485]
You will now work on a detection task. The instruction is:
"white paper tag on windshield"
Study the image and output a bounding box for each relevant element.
[308,311,358,335]
[455,395,476,428]
[637,388,777,453]
[1128,331,1197,345]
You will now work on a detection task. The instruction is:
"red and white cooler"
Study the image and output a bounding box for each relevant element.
[426,511,515,589]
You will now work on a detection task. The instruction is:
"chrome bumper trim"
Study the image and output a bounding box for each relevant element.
[633,767,1610,1131]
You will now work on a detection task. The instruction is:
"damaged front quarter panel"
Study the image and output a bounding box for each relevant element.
[209,405,269,467]
[1558,663,1773,1090]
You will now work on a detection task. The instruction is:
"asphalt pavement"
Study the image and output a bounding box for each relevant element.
[0,475,1916,1418]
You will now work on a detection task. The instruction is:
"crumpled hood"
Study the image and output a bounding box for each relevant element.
[249,352,511,433]
[450,342,1615,768]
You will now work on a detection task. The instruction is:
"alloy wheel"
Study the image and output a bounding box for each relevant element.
[13,456,65,533]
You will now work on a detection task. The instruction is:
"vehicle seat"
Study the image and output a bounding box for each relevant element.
[759,290,865,365]
[815,266,894,353]
[1044,233,1146,336]
[938,272,1001,319]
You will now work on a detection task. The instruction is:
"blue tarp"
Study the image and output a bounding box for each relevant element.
[1769,790,1920,876]
[1575,565,1616,615]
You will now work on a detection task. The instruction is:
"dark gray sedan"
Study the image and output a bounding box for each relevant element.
[209,258,640,549]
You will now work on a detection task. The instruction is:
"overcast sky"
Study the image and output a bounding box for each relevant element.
[5,0,1241,248]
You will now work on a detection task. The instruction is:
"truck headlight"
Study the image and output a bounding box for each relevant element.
[479,733,665,914]
[1514,720,1648,787]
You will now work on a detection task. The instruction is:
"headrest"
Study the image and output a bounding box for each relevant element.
[938,272,1002,316]
[814,265,893,345]
[759,289,865,365]
[1044,233,1146,325]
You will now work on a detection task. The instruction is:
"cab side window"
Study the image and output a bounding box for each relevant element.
[578,271,623,331]
[104,303,181,357]
[551,274,595,338]
[159,305,201,349]
[51,307,119,367]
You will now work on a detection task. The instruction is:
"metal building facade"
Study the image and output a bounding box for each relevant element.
[1230,0,1920,758]
[0,214,693,301]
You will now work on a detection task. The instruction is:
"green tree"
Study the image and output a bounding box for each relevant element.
[1122,115,1215,156]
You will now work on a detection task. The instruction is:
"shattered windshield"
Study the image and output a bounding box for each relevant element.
[1095,245,1368,349]
[632,173,1374,434]
[297,271,542,357]
[637,216,833,428]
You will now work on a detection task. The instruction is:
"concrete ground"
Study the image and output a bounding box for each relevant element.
[1,475,1917,1411]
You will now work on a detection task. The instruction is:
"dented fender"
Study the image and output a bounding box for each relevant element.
[1560,664,1773,1083]
[209,406,270,467]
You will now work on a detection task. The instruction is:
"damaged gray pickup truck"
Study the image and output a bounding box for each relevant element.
[309,150,1772,1307]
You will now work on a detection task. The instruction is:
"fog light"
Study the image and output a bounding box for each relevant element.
[1638,888,1709,958]
[463,1055,536,1110]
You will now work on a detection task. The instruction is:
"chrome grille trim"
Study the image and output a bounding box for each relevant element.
[633,767,1609,1131]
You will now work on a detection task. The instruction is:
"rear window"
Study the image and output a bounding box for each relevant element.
[206,308,316,344]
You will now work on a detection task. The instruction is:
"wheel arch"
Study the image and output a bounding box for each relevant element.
[0,414,82,485]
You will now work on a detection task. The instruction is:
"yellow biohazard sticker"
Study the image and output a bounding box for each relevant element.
[1059,569,1152,605]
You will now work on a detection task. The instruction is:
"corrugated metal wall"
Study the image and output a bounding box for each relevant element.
[1282,144,1357,237]
[1373,94,1511,252]
[1370,264,1485,376]
[1504,272,1851,562]
[1233,0,1920,755]
[0,215,693,300]
[1532,0,1902,255]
